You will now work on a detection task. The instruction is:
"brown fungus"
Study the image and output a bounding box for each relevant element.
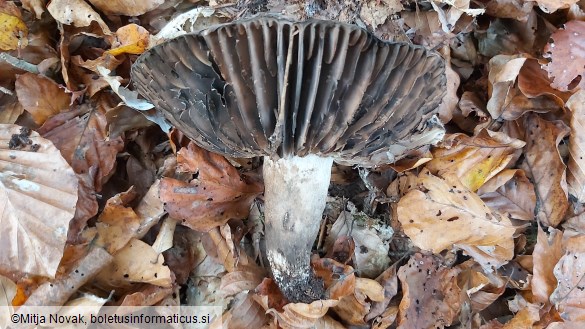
[131,16,446,303]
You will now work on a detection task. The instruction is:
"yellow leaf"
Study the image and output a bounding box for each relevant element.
[108,23,150,56]
[0,11,28,50]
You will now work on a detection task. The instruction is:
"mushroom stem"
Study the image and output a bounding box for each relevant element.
[263,154,333,303]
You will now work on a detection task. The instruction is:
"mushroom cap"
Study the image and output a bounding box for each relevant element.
[131,16,446,166]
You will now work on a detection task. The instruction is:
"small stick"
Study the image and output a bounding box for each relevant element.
[0,53,39,74]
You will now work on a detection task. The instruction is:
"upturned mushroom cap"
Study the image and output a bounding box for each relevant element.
[131,16,446,166]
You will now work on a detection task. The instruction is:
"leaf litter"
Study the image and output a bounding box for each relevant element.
[2,0,585,328]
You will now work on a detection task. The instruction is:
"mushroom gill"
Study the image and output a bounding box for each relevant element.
[131,16,446,303]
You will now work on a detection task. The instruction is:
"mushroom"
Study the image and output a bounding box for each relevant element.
[131,16,446,303]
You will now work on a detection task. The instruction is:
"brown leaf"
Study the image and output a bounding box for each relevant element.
[268,299,339,329]
[397,170,517,268]
[95,238,172,289]
[397,253,462,329]
[518,58,572,105]
[15,73,70,125]
[544,20,585,91]
[21,0,45,19]
[312,257,356,301]
[219,292,270,329]
[567,90,585,203]
[486,55,527,119]
[367,265,398,322]
[107,24,150,56]
[47,0,110,33]
[0,275,16,327]
[532,226,563,304]
[520,114,569,226]
[0,125,78,278]
[478,169,536,221]
[426,130,525,192]
[535,0,578,13]
[457,260,506,312]
[550,234,585,321]
[332,277,384,326]
[484,0,534,21]
[220,270,265,297]
[0,93,24,124]
[94,188,141,254]
[39,105,124,240]
[160,143,263,231]
[87,0,163,16]
[437,47,461,123]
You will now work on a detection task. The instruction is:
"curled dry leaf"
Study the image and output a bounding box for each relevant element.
[457,260,506,312]
[518,59,572,105]
[0,124,78,278]
[95,238,172,289]
[478,169,536,221]
[567,90,585,203]
[107,24,150,56]
[520,114,569,227]
[550,234,585,321]
[397,253,462,329]
[332,277,384,326]
[160,143,263,231]
[220,270,265,297]
[544,20,585,91]
[532,226,563,304]
[426,130,525,192]
[486,55,527,119]
[268,299,339,329]
[47,0,110,33]
[87,0,163,16]
[535,0,579,13]
[0,1,28,50]
[15,73,70,125]
[397,170,517,269]
[217,292,270,329]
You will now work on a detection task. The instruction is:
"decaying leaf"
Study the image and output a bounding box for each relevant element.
[457,260,506,312]
[87,0,163,16]
[486,54,527,119]
[426,130,525,191]
[397,170,517,269]
[0,93,24,124]
[94,188,141,254]
[15,73,70,125]
[478,169,536,221]
[397,253,462,329]
[360,0,403,29]
[532,226,563,304]
[0,1,28,50]
[535,0,579,13]
[160,143,263,231]
[216,292,270,329]
[550,234,585,321]
[47,0,110,33]
[95,238,172,289]
[567,90,585,203]
[520,114,570,227]
[0,125,78,278]
[544,20,585,91]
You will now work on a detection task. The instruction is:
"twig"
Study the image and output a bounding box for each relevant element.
[0,52,39,74]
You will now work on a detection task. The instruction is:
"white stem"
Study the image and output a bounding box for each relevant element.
[263,155,333,302]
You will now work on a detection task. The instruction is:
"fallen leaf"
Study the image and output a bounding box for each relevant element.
[502,301,540,328]
[437,47,460,123]
[520,114,569,227]
[218,292,270,329]
[517,58,572,105]
[532,226,563,304]
[0,1,28,50]
[544,20,585,91]
[397,253,462,329]
[87,0,163,16]
[535,0,579,13]
[15,73,70,125]
[567,90,585,203]
[0,275,16,328]
[95,238,172,289]
[119,284,173,306]
[220,270,265,297]
[0,125,78,278]
[367,265,398,322]
[268,299,339,329]
[47,0,110,33]
[426,130,525,192]
[0,93,24,124]
[397,170,517,269]
[478,169,536,221]
[360,0,403,29]
[107,24,150,56]
[94,188,141,254]
[484,0,534,21]
[21,0,45,19]
[486,54,527,119]
[160,143,263,231]
[550,234,585,321]
[457,260,506,312]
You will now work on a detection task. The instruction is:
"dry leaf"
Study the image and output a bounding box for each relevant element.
[567,90,585,203]
[0,125,78,278]
[107,24,150,56]
[520,114,569,227]
[437,47,460,123]
[94,188,141,254]
[220,270,265,297]
[15,73,70,125]
[160,143,263,231]
[544,20,585,91]
[517,58,572,105]
[95,238,172,289]
[426,130,525,191]
[550,234,585,321]
[360,0,403,28]
[0,275,16,328]
[0,93,24,124]
[21,0,45,19]
[397,253,462,329]
[268,299,339,329]
[486,55,527,119]
[47,0,110,33]
[218,292,270,329]
[532,226,563,304]
[0,1,28,50]
[478,169,536,221]
[397,170,517,269]
[484,0,534,21]
[457,260,506,312]
[535,0,579,13]
[87,0,163,16]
